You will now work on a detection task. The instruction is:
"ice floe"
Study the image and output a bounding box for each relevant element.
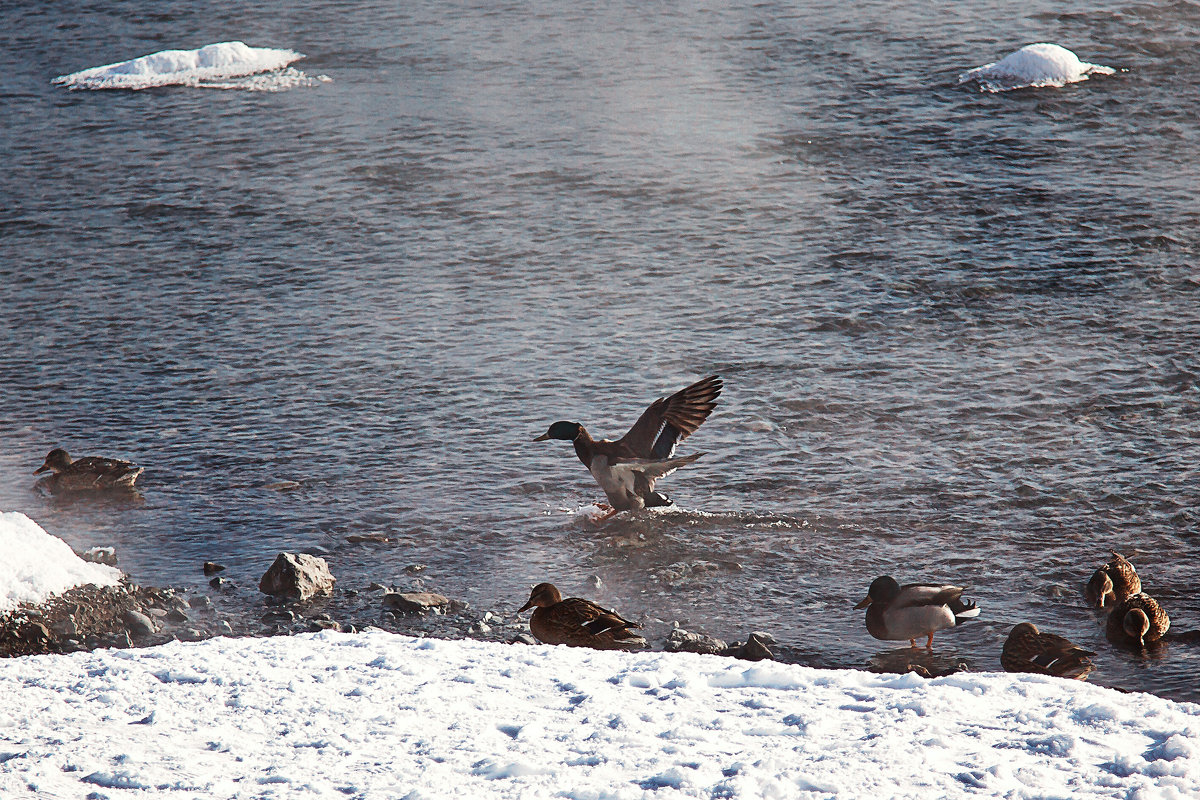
[958,43,1115,93]
[0,630,1198,798]
[52,41,329,91]
[0,511,121,613]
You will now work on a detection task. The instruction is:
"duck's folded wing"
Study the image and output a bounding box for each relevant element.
[73,456,137,473]
[618,376,722,459]
[556,599,640,635]
[895,584,971,610]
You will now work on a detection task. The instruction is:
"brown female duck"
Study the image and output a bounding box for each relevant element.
[1106,593,1170,648]
[854,575,980,649]
[1001,622,1095,680]
[34,448,143,492]
[534,375,721,522]
[518,582,646,651]
[1084,551,1141,608]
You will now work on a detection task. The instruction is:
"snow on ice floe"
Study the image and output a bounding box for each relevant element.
[52,41,329,91]
[958,43,1115,93]
[0,511,121,613]
[1,631,1198,799]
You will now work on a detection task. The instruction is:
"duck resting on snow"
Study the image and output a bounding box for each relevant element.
[518,582,647,650]
[855,575,980,650]
[533,375,722,522]
[34,448,144,493]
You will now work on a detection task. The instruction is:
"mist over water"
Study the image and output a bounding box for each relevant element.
[2,0,1198,700]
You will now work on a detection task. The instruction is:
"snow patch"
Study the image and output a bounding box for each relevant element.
[958,43,1115,92]
[0,511,122,613]
[52,41,328,91]
[1,631,1196,798]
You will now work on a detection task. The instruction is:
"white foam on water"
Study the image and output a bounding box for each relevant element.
[52,41,328,91]
[0,511,122,613]
[958,43,1115,93]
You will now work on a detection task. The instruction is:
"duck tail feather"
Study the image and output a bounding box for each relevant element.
[952,599,980,621]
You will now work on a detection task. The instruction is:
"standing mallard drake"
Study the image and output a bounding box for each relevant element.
[855,575,980,649]
[534,375,721,521]
[1084,551,1141,608]
[1001,622,1095,680]
[34,448,143,492]
[1106,592,1170,648]
[518,582,647,651]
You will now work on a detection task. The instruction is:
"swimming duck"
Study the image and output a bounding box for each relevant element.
[517,582,647,651]
[1105,592,1170,649]
[1001,622,1095,680]
[34,448,143,492]
[854,575,980,649]
[1084,551,1141,608]
[533,375,721,521]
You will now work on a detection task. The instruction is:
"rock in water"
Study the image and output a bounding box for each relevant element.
[382,591,451,614]
[258,553,336,601]
[664,628,728,656]
[958,43,1114,92]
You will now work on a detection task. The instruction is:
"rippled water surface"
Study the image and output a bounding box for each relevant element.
[2,0,1199,700]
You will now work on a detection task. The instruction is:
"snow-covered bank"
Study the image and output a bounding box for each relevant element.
[52,41,326,91]
[0,512,121,613]
[1,631,1196,799]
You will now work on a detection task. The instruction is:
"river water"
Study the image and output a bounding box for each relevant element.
[2,0,1198,700]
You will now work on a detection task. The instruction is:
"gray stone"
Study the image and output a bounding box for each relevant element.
[510,633,538,645]
[665,628,728,656]
[79,546,117,566]
[188,595,212,610]
[121,610,156,638]
[258,553,336,601]
[203,562,225,575]
[166,608,189,624]
[51,615,79,638]
[382,591,450,614]
[725,632,774,662]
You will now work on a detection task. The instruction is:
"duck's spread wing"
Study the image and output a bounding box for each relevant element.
[608,453,704,481]
[617,376,722,459]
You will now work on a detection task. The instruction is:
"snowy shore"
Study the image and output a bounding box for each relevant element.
[1,630,1198,799]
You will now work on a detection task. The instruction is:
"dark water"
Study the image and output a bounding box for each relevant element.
[2,1,1199,701]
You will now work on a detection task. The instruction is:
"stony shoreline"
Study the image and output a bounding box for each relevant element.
[0,546,791,666]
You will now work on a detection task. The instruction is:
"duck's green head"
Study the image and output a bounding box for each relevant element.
[854,575,900,608]
[533,421,582,442]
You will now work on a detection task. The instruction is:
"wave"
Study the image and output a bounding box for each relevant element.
[52,41,329,91]
[958,43,1115,93]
